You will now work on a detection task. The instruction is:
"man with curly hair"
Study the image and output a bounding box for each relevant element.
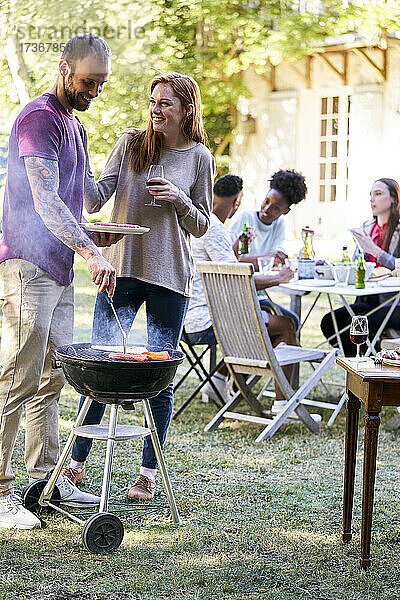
[228,169,307,268]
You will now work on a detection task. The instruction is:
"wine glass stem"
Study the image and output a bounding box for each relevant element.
[356,345,360,360]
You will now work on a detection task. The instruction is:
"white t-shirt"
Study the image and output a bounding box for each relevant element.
[185,213,237,334]
[227,209,285,257]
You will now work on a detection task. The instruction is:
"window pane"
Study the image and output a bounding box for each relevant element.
[330,163,337,179]
[320,119,327,136]
[321,97,327,115]
[331,141,337,157]
[330,185,336,202]
[320,141,326,158]
[332,96,339,113]
[331,118,338,135]
[320,164,326,179]
[320,185,325,202]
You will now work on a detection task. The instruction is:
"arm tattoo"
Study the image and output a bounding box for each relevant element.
[24,156,95,253]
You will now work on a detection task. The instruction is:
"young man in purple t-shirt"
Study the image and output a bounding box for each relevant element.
[0,34,119,529]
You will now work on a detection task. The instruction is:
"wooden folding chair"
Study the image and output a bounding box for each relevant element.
[173,327,225,419]
[197,262,340,441]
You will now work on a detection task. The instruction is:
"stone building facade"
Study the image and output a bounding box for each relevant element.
[229,35,400,256]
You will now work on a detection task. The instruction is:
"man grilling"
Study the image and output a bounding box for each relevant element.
[0,34,119,529]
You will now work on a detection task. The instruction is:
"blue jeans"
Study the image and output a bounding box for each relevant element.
[71,277,188,469]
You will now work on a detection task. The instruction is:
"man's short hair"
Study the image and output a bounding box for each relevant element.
[213,174,243,198]
[269,169,307,207]
[61,34,111,71]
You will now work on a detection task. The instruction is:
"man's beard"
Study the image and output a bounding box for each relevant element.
[63,75,91,111]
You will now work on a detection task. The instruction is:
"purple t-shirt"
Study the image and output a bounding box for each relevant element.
[0,92,86,285]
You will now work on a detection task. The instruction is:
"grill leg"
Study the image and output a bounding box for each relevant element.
[142,398,181,526]
[99,403,118,513]
[41,396,93,505]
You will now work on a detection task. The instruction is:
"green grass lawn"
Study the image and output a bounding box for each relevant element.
[1,258,399,600]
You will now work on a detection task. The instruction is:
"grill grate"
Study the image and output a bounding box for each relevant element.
[61,346,122,363]
[56,343,182,364]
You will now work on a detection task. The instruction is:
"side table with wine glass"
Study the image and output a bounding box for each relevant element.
[337,355,400,569]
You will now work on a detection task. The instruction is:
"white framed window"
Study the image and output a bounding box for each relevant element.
[319,94,350,202]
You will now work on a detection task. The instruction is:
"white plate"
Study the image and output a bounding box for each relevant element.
[379,277,400,287]
[298,279,335,287]
[81,222,150,235]
[382,357,400,367]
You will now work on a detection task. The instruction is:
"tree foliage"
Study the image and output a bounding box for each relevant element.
[0,0,399,174]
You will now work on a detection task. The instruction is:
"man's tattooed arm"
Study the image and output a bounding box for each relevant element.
[24,156,98,254]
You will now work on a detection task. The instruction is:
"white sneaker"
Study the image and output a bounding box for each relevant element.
[56,476,100,508]
[203,374,229,403]
[271,401,322,423]
[0,492,41,529]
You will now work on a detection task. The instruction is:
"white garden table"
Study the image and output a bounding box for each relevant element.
[269,279,400,356]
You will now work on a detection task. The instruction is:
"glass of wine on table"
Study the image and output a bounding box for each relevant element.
[349,315,369,363]
[145,164,164,207]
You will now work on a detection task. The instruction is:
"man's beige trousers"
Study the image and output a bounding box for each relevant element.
[0,259,73,495]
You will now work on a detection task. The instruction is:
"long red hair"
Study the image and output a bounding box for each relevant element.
[125,72,208,174]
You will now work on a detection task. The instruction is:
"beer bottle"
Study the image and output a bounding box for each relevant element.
[342,245,351,263]
[355,253,366,289]
[238,221,250,255]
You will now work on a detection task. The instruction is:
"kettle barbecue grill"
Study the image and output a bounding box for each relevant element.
[22,342,185,554]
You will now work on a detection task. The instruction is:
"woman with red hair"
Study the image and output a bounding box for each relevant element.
[64,73,215,499]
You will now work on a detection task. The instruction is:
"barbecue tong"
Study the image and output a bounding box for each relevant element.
[104,294,127,355]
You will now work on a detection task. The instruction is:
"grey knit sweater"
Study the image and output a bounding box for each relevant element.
[84,133,215,297]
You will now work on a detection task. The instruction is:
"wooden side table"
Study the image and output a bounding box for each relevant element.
[337,357,400,569]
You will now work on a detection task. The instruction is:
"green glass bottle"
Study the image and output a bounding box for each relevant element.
[238,221,250,255]
[355,253,366,289]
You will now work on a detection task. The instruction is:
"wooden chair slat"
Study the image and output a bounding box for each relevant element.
[197,262,340,440]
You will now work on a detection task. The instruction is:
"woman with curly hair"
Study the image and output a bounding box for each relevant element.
[64,72,215,499]
[228,169,307,269]
[227,169,307,330]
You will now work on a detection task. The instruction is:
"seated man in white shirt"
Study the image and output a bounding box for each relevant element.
[228,169,307,269]
[184,174,297,408]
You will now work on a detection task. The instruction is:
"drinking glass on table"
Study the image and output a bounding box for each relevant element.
[349,315,369,362]
[145,165,164,207]
[334,263,351,286]
[258,256,274,274]
[286,257,298,272]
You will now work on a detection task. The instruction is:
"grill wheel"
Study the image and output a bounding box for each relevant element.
[22,479,61,514]
[82,513,124,553]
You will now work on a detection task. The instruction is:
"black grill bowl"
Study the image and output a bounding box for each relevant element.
[55,343,185,401]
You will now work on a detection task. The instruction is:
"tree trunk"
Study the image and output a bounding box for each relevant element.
[4,35,32,106]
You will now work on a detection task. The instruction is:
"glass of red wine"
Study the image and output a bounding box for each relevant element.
[350,315,368,362]
[145,164,164,207]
